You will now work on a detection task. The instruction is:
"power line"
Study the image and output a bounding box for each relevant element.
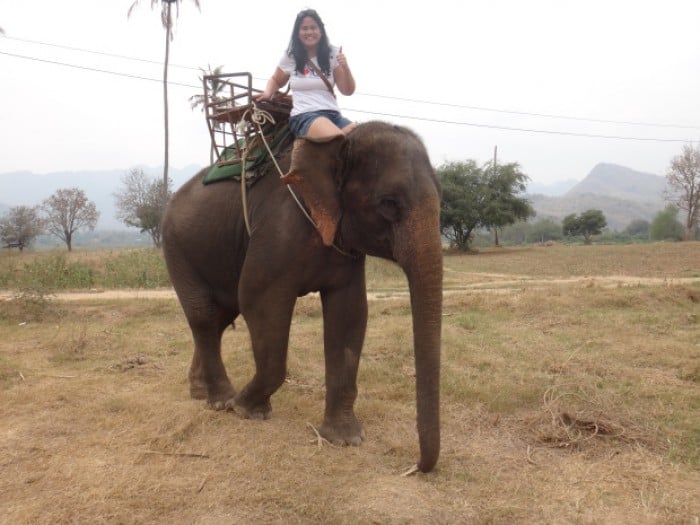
[0,49,695,144]
[359,93,700,131]
[4,35,199,71]
[0,51,198,88]
[344,108,691,142]
[7,35,700,132]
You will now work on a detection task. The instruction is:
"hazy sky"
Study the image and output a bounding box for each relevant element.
[1,0,699,185]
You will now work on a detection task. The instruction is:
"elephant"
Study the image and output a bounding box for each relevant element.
[161,120,443,472]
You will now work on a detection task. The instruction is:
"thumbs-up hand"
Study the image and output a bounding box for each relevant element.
[337,46,349,70]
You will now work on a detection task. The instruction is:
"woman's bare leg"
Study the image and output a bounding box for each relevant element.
[305,117,354,139]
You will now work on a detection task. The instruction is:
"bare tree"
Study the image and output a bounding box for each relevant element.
[42,188,99,251]
[0,205,44,251]
[114,168,171,247]
[128,0,201,201]
[665,144,700,241]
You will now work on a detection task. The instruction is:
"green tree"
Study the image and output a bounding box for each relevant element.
[649,205,684,241]
[665,144,700,241]
[500,221,530,245]
[529,218,563,243]
[562,209,607,244]
[438,160,535,250]
[189,64,225,164]
[623,219,650,239]
[189,64,225,111]
[438,160,488,251]
[42,188,99,251]
[0,205,44,250]
[128,0,201,200]
[482,162,534,245]
[114,168,172,247]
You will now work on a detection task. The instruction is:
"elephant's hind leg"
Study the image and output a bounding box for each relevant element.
[234,287,297,420]
[186,300,238,409]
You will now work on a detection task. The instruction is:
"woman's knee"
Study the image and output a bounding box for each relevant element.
[305,116,342,139]
[341,122,357,135]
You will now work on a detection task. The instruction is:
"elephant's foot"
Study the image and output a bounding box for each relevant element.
[231,386,272,420]
[189,368,230,401]
[188,367,208,400]
[204,381,237,411]
[233,400,272,420]
[189,378,208,400]
[319,416,366,446]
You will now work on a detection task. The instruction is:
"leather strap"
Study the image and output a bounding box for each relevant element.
[306,60,336,98]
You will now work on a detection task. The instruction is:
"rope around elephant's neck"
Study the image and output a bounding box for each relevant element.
[243,103,355,258]
[240,105,315,234]
[239,104,279,235]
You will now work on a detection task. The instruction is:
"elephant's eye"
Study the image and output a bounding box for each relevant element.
[378,196,402,223]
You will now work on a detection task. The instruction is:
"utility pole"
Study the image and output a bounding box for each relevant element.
[493,145,500,247]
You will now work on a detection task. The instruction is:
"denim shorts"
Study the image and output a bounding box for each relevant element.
[289,110,352,137]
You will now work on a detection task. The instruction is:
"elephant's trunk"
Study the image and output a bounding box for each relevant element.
[394,199,442,473]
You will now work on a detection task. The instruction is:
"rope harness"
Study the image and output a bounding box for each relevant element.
[239,103,355,258]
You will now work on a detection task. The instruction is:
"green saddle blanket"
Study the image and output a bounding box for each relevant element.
[203,124,292,185]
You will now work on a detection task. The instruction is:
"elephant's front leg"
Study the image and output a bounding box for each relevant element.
[234,287,296,420]
[319,278,368,446]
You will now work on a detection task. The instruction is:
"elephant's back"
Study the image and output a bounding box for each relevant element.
[165,169,240,235]
[161,167,293,273]
[162,168,247,278]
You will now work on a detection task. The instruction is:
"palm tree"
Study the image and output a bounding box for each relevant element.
[189,64,225,164]
[188,64,225,111]
[128,0,201,201]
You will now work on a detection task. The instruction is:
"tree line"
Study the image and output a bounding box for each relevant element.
[438,143,700,250]
[0,169,168,251]
[1,189,99,251]
[2,144,699,252]
[474,205,690,248]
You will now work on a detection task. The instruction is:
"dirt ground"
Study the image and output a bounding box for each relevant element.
[1,269,699,524]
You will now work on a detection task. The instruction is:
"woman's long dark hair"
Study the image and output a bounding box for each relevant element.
[287,9,331,75]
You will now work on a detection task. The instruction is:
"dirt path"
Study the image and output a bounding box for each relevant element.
[2,275,698,302]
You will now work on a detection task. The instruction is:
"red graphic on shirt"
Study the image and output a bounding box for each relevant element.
[303,68,310,75]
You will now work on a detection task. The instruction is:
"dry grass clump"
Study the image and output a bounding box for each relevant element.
[680,364,700,384]
[0,288,64,323]
[525,384,661,454]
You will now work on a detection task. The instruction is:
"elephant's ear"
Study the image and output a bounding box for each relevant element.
[281,136,345,246]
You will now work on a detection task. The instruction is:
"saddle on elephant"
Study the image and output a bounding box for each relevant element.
[201,71,294,185]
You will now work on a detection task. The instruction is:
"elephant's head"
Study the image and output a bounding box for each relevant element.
[283,122,443,472]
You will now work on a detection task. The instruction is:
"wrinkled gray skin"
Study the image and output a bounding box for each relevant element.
[161,121,442,472]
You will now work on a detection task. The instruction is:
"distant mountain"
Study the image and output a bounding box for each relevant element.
[0,165,201,230]
[527,163,667,231]
[565,163,666,202]
[527,178,578,196]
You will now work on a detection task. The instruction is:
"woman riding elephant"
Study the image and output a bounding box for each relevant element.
[256,8,357,140]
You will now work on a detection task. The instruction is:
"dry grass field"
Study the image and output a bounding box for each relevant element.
[1,242,699,524]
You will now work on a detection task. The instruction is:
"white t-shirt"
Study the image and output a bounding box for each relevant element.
[278,45,341,116]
